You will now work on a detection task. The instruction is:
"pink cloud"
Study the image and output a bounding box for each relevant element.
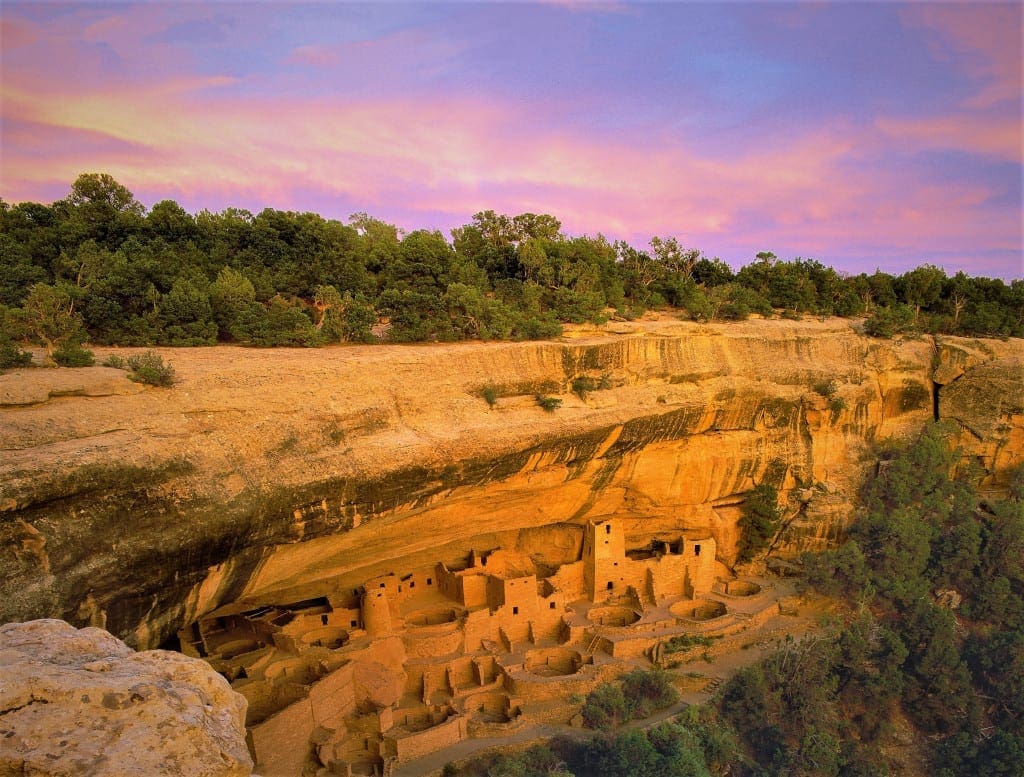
[902,3,1022,110]
[286,44,340,67]
[876,114,1021,163]
[1,20,1019,277]
[0,17,38,49]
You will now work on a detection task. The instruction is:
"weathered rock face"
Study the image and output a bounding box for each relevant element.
[0,619,253,776]
[1,318,1021,649]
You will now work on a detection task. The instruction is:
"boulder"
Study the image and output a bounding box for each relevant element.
[0,619,253,776]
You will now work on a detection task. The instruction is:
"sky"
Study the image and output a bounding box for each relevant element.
[1,1,1021,279]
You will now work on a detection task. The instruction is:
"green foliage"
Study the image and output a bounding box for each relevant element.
[736,483,782,563]
[581,682,626,730]
[535,394,562,412]
[864,303,915,337]
[813,379,838,398]
[571,375,599,399]
[122,350,175,386]
[53,341,95,367]
[663,633,715,654]
[581,669,678,731]
[827,396,847,416]
[0,327,32,369]
[798,423,1024,771]
[21,282,85,355]
[485,744,571,777]
[478,384,499,407]
[4,173,1021,349]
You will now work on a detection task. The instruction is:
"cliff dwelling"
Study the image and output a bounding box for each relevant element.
[179,518,789,776]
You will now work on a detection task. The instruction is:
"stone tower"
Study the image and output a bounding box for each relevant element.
[582,518,626,602]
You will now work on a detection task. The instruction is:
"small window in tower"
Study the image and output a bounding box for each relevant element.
[513,606,519,615]
[397,585,402,592]
[354,589,360,596]
[427,578,433,585]
[409,581,415,588]
[605,524,611,535]
[351,620,358,627]
[550,602,556,609]
[694,544,701,556]
[379,583,386,588]
[607,581,613,590]
[321,615,329,625]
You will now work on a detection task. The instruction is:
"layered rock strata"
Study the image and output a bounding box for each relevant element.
[0,318,1021,650]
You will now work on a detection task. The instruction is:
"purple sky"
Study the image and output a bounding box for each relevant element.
[1,1,1021,278]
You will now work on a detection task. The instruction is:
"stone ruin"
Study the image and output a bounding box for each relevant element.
[178,518,785,775]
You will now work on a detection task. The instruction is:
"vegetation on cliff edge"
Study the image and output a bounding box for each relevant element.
[2,174,1021,364]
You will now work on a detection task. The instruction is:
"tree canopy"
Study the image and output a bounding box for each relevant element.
[2,173,1021,356]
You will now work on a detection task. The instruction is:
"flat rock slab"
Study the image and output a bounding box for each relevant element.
[0,367,142,407]
[0,619,254,776]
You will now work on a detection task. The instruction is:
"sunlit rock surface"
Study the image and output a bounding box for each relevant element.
[0,619,253,776]
[0,318,1020,649]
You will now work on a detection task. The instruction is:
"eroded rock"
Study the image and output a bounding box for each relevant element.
[0,619,254,777]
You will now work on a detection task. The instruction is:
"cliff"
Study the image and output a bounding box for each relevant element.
[1,317,1021,649]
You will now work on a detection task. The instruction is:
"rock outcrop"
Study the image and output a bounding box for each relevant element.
[0,318,1021,650]
[0,619,253,776]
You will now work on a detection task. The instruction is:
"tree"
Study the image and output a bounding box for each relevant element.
[898,265,945,321]
[737,483,782,563]
[209,266,257,340]
[59,173,145,248]
[312,284,344,332]
[649,236,700,279]
[20,282,84,356]
[147,199,198,244]
[0,233,47,306]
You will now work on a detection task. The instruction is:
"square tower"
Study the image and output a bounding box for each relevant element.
[582,518,626,601]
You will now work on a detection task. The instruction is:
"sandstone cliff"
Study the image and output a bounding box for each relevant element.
[1,318,1021,649]
[0,619,253,776]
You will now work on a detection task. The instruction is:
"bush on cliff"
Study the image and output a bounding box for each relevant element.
[736,483,782,563]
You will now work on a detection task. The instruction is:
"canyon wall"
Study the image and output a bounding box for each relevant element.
[1,318,1021,649]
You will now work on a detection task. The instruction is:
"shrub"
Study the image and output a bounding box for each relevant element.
[53,342,95,367]
[0,336,32,369]
[479,384,499,407]
[102,354,127,369]
[536,394,562,412]
[126,351,175,386]
[581,670,678,731]
[581,682,627,730]
[572,375,598,399]
[864,304,915,337]
[812,379,838,398]
[664,634,714,654]
[621,668,679,718]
